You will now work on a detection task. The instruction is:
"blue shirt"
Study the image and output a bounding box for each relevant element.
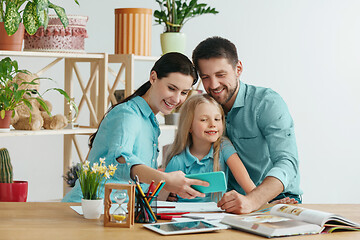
[165,138,237,202]
[62,96,160,202]
[226,81,302,196]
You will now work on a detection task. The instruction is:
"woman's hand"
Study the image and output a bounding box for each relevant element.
[166,192,178,202]
[164,171,209,199]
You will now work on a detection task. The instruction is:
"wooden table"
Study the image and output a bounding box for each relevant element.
[0,203,359,240]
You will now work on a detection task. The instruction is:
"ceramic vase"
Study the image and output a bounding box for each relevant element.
[81,198,103,219]
[160,32,186,54]
[164,112,180,126]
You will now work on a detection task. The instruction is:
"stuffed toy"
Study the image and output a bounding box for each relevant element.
[10,72,68,130]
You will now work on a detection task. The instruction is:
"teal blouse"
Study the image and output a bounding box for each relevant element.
[62,96,160,202]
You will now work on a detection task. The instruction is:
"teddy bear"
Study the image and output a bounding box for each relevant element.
[10,72,69,130]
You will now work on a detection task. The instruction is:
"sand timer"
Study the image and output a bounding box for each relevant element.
[112,190,127,223]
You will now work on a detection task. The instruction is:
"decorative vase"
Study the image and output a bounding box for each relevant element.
[0,110,13,132]
[164,112,180,126]
[81,198,103,219]
[23,15,88,53]
[114,8,152,56]
[0,181,28,202]
[160,32,186,54]
[0,23,25,51]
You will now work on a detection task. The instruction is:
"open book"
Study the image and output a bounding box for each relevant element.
[221,204,360,238]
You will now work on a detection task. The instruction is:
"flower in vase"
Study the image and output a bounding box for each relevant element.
[77,158,117,200]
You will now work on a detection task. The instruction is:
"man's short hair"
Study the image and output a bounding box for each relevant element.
[192,36,239,70]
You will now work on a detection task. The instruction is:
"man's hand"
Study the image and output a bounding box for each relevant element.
[271,197,298,204]
[217,190,255,214]
[217,176,285,214]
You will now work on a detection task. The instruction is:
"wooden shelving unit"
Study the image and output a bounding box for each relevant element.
[0,51,164,195]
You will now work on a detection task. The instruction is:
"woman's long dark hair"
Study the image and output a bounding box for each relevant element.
[88,52,198,148]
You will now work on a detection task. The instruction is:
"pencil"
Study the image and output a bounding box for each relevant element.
[150,180,164,198]
[149,181,166,205]
[146,180,155,198]
[134,177,157,221]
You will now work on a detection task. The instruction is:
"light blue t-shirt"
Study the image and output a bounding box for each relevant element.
[226,81,302,196]
[165,138,237,202]
[62,96,160,202]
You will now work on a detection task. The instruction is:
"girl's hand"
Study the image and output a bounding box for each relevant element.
[164,171,209,199]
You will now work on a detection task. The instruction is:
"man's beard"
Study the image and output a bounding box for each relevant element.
[211,80,239,106]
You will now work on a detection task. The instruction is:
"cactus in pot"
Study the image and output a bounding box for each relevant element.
[0,148,13,183]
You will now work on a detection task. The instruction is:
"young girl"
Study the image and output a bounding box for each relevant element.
[62,52,208,202]
[164,94,256,202]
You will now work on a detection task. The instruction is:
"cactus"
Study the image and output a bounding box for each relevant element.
[0,148,13,183]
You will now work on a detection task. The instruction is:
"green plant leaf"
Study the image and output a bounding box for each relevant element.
[49,3,69,28]
[23,1,40,35]
[4,2,21,36]
[35,0,49,28]
[0,110,5,119]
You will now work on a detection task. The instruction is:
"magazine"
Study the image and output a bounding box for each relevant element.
[221,204,360,238]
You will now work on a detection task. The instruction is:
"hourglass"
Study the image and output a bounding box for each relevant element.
[104,183,135,228]
[112,190,127,223]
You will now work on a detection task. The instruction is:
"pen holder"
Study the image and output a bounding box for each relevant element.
[135,194,157,223]
[104,183,135,228]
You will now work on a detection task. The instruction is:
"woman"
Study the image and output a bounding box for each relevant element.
[62,52,208,202]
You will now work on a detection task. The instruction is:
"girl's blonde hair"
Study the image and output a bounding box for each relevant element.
[164,94,225,173]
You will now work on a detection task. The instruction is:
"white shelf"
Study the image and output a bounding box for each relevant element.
[0,127,97,137]
[0,50,105,59]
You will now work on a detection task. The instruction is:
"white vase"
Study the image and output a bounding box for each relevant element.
[160,32,186,54]
[81,198,103,219]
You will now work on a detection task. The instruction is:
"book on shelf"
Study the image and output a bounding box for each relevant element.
[221,204,360,238]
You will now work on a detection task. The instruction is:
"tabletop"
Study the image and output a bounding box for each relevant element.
[0,202,359,240]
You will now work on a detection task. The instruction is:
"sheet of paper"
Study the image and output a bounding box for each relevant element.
[70,204,124,215]
[156,201,223,213]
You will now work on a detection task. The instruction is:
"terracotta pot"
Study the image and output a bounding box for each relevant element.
[0,110,13,132]
[0,23,25,51]
[0,181,28,202]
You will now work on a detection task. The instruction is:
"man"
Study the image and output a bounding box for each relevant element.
[192,36,302,214]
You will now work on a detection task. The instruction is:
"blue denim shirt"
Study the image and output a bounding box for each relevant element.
[165,138,237,202]
[226,81,302,196]
[62,96,160,202]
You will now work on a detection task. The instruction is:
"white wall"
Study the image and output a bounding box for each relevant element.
[2,0,359,203]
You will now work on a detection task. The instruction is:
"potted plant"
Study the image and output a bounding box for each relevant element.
[0,148,28,202]
[77,158,117,219]
[0,57,72,132]
[0,0,79,51]
[154,0,218,54]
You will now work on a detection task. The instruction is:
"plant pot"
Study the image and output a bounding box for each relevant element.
[0,110,13,132]
[0,22,25,51]
[164,112,180,126]
[160,32,186,54]
[81,198,103,219]
[0,181,28,202]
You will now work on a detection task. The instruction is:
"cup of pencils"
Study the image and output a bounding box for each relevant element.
[134,176,165,223]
